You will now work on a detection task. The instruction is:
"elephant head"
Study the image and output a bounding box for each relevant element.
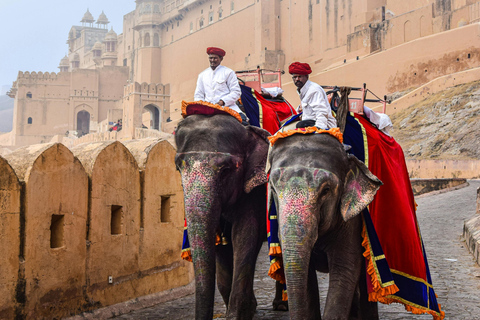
[268,133,382,319]
[175,114,269,318]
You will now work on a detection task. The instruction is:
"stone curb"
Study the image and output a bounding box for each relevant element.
[415,181,470,198]
[65,281,195,320]
[463,185,480,266]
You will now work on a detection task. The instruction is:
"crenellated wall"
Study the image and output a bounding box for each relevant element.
[0,138,193,319]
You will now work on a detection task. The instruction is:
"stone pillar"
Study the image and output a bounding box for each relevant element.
[4,143,88,319]
[0,156,21,319]
[122,138,193,293]
[72,141,141,307]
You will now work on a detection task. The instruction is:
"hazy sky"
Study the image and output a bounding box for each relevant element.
[0,0,136,87]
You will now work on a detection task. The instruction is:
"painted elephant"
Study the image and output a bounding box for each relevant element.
[268,132,382,319]
[175,114,271,319]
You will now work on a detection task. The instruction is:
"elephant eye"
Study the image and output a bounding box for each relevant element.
[319,185,331,197]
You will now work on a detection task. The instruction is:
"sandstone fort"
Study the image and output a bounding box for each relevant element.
[1,0,480,318]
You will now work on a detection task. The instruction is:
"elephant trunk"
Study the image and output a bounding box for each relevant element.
[277,175,321,318]
[181,165,221,319]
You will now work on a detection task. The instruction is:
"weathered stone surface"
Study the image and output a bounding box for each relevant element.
[72,141,142,307]
[0,155,21,319]
[122,138,193,296]
[110,181,480,320]
[410,178,467,195]
[6,143,88,319]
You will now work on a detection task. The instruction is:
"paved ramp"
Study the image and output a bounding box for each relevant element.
[113,181,480,319]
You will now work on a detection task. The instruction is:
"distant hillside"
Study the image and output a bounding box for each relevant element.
[390,80,480,160]
[0,95,14,133]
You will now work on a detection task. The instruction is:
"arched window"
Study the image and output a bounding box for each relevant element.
[153,33,159,46]
[154,5,160,13]
[26,92,32,98]
[199,17,204,28]
[144,33,150,46]
[27,117,33,124]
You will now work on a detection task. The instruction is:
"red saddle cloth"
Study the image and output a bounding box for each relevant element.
[181,100,242,123]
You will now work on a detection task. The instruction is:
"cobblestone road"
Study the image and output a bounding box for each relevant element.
[114,180,480,320]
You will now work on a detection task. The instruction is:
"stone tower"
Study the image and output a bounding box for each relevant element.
[133,0,163,84]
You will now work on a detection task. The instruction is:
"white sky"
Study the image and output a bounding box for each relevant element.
[0,0,136,87]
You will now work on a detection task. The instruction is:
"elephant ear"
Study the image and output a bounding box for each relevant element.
[340,154,383,221]
[243,126,270,193]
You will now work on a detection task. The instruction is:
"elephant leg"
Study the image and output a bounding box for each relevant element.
[216,235,233,307]
[307,258,322,320]
[272,280,288,311]
[357,262,379,320]
[323,238,363,319]
[225,191,265,319]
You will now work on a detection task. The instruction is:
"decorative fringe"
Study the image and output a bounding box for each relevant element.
[375,296,445,320]
[268,258,286,284]
[268,127,343,146]
[269,245,282,256]
[181,249,192,262]
[361,223,399,301]
[361,223,445,320]
[181,100,242,123]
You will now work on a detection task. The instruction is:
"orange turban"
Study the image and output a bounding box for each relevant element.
[206,47,226,57]
[288,62,312,75]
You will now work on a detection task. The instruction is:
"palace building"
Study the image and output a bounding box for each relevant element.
[3,0,480,150]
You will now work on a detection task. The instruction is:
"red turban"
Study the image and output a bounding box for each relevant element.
[288,62,312,75]
[206,47,226,57]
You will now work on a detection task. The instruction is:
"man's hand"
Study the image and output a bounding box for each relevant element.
[218,100,225,106]
[297,104,303,113]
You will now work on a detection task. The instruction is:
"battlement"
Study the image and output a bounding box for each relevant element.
[17,71,59,80]
[0,139,193,318]
[124,81,170,96]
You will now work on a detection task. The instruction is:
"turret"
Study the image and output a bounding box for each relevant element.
[58,55,70,72]
[81,9,95,27]
[96,11,110,29]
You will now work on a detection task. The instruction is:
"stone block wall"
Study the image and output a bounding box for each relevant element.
[0,139,193,319]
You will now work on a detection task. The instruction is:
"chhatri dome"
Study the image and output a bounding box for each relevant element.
[81,9,95,24]
[97,11,109,24]
[59,55,69,67]
[96,11,110,29]
[92,41,103,51]
[104,28,118,41]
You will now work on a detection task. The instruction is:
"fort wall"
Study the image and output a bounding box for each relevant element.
[0,139,193,319]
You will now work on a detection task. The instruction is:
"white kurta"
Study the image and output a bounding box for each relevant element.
[298,80,337,129]
[194,65,242,113]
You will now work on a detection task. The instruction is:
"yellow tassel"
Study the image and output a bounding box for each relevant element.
[282,290,288,301]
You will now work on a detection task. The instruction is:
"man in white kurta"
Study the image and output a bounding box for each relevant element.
[289,62,337,130]
[194,47,243,116]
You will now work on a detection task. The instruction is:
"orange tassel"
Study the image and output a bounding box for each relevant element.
[269,245,282,257]
[361,223,399,301]
[181,249,192,262]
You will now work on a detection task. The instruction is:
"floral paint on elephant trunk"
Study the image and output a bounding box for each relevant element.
[179,156,223,286]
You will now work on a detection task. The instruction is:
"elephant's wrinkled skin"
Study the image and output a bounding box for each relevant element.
[175,114,270,319]
[268,133,382,320]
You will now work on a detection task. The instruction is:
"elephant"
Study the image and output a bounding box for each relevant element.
[175,113,275,319]
[268,132,382,319]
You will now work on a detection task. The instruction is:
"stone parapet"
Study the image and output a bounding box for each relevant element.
[463,185,480,266]
[406,159,480,179]
[410,178,468,196]
[0,139,193,319]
